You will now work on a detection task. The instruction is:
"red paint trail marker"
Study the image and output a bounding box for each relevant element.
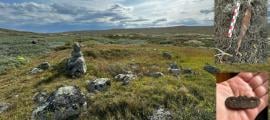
[228,2,240,38]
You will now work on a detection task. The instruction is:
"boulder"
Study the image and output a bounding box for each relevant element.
[114,73,136,85]
[66,42,87,78]
[203,64,220,74]
[162,52,172,59]
[31,86,87,120]
[32,92,48,104]
[0,102,11,113]
[87,78,111,92]
[149,108,172,120]
[149,72,165,78]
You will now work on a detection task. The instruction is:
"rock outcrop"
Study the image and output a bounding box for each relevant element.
[66,42,87,78]
[31,86,87,120]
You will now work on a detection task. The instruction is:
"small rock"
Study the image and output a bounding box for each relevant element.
[0,103,11,113]
[162,52,173,59]
[168,63,181,76]
[32,40,37,44]
[37,62,50,70]
[31,86,87,120]
[182,68,195,75]
[203,64,220,74]
[179,86,189,94]
[114,73,136,85]
[30,68,44,74]
[33,92,48,104]
[149,72,165,78]
[87,78,111,92]
[149,108,172,120]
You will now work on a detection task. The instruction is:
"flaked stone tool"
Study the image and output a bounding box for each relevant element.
[225,96,260,109]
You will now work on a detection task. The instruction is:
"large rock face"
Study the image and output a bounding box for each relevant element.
[66,42,87,78]
[31,86,87,120]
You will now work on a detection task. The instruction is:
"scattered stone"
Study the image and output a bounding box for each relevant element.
[66,42,87,78]
[32,40,37,44]
[32,92,48,104]
[30,62,51,74]
[203,64,220,74]
[162,52,173,59]
[114,73,136,85]
[31,86,87,120]
[168,63,181,76]
[0,102,11,113]
[182,68,195,75]
[149,108,172,120]
[30,68,44,74]
[149,72,165,78]
[37,62,50,70]
[87,78,111,92]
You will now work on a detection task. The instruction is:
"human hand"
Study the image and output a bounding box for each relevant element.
[216,72,268,120]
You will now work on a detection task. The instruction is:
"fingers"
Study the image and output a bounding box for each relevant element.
[248,73,269,90]
[238,72,256,83]
[254,80,268,98]
[257,94,268,114]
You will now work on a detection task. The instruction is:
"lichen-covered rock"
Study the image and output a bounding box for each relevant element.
[66,42,87,78]
[32,92,48,104]
[149,108,172,120]
[0,102,11,113]
[87,78,111,92]
[31,86,87,120]
[114,73,136,85]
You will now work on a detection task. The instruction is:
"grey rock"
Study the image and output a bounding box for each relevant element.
[114,73,136,85]
[31,86,87,120]
[33,92,48,104]
[37,62,50,70]
[149,108,172,120]
[149,72,165,78]
[203,64,220,74]
[0,102,11,113]
[30,68,44,74]
[87,78,111,92]
[66,42,87,78]
[162,52,172,59]
[182,68,195,75]
[168,63,180,76]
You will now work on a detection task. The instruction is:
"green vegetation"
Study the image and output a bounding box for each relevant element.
[0,26,269,119]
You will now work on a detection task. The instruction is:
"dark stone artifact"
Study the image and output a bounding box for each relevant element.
[225,96,260,109]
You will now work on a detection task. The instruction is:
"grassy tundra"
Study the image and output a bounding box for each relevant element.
[0,26,269,119]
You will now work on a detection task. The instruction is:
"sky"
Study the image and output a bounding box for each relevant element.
[0,0,265,33]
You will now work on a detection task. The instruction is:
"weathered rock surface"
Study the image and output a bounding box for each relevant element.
[66,42,87,78]
[149,108,172,120]
[203,64,220,74]
[87,78,111,92]
[0,102,11,113]
[32,92,48,104]
[31,86,87,120]
[114,73,136,85]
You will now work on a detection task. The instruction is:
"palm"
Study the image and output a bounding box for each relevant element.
[216,72,268,120]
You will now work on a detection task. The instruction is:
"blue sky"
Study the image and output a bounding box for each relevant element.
[0,0,219,33]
